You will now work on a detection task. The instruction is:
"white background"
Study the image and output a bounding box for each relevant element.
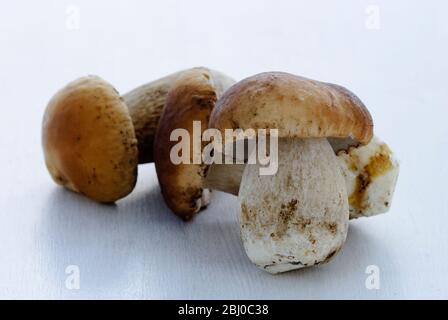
[0,0,447,299]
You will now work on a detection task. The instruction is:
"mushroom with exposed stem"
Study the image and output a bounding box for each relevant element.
[155,71,398,273]
[208,72,377,273]
[42,68,235,203]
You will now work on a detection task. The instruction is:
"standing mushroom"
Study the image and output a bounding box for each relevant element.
[208,72,374,273]
[42,68,234,202]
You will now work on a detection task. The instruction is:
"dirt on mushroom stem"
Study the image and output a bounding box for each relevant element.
[238,137,349,274]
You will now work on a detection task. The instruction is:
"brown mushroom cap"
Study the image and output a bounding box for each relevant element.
[210,72,373,149]
[42,76,138,203]
[154,68,235,219]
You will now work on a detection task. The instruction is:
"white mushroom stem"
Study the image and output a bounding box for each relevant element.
[122,71,184,164]
[237,138,349,273]
[204,136,399,219]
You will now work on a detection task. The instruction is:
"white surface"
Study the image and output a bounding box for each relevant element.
[0,0,447,299]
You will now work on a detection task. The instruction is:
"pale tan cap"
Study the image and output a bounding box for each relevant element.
[210,72,373,150]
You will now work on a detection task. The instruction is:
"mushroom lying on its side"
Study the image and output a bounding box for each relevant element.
[154,68,236,219]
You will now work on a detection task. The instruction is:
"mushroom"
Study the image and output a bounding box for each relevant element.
[153,68,236,219]
[207,72,375,273]
[42,76,139,203]
[42,68,234,202]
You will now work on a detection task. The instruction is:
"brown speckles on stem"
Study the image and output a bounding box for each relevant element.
[291,218,312,232]
[308,234,317,245]
[285,174,294,189]
[275,199,298,238]
[325,222,338,235]
[241,202,250,224]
